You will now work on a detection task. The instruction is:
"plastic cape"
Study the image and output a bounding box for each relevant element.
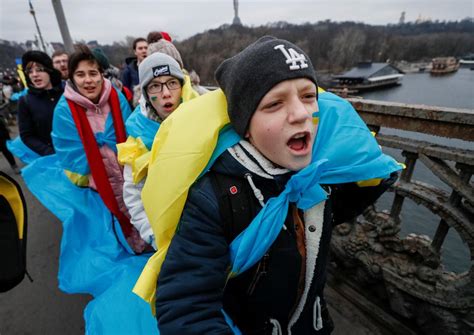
[135,89,402,313]
[20,154,158,334]
[51,92,132,186]
[6,136,40,164]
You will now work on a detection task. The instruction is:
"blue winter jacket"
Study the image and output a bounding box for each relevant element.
[121,57,139,91]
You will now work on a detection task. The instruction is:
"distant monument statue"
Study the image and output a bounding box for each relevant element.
[399,11,406,25]
[232,0,242,26]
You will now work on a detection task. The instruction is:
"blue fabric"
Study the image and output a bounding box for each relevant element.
[6,136,40,164]
[21,154,158,334]
[125,106,160,150]
[228,91,402,276]
[51,90,132,176]
[10,88,28,102]
[221,309,242,335]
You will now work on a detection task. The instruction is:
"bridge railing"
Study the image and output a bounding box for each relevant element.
[330,98,474,335]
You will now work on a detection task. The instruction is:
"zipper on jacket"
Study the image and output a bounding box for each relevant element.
[247,253,269,296]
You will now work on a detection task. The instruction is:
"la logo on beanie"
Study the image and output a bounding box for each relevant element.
[152,65,170,77]
[274,44,308,70]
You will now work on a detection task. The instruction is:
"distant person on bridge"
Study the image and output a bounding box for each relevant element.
[17,51,63,156]
[52,50,69,83]
[51,45,146,254]
[121,37,148,92]
[148,36,401,335]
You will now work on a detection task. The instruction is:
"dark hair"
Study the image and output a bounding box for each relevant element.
[68,44,103,81]
[146,31,163,44]
[132,37,147,50]
[52,50,68,59]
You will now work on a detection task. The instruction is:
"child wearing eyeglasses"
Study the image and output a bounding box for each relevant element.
[117,52,192,251]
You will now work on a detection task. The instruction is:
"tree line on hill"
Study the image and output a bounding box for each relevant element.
[2,19,473,86]
[174,19,474,85]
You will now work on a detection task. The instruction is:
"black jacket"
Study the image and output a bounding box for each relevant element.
[18,85,63,156]
[121,57,139,92]
[155,148,396,335]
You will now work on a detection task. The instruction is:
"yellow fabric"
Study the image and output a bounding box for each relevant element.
[17,64,27,88]
[0,175,25,239]
[134,89,229,311]
[181,74,200,101]
[355,131,406,187]
[64,170,89,187]
[356,178,383,187]
[117,137,151,184]
[134,87,326,312]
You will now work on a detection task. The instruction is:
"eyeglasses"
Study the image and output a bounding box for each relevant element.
[26,67,47,75]
[147,78,181,94]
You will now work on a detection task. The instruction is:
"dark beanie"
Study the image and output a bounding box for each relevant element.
[21,50,62,88]
[92,48,110,70]
[215,36,318,137]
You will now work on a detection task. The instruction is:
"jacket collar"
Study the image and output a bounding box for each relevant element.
[212,141,293,191]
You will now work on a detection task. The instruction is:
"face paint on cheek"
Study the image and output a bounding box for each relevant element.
[150,96,158,101]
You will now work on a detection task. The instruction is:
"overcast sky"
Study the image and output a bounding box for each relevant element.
[1,0,472,44]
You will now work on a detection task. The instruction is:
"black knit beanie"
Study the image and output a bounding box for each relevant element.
[215,36,318,137]
[22,50,62,88]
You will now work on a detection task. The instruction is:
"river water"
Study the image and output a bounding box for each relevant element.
[358,68,473,273]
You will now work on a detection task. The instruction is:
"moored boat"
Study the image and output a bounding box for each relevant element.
[430,57,459,75]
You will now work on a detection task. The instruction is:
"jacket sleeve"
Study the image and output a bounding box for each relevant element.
[330,171,399,225]
[155,176,233,335]
[122,164,156,248]
[18,96,54,156]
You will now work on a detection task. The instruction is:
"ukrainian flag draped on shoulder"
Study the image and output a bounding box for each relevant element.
[116,106,160,184]
[51,92,132,186]
[136,89,402,312]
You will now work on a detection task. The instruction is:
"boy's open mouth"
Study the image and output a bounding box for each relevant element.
[163,102,174,109]
[287,131,310,152]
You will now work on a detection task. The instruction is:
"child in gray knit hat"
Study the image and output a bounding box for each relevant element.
[120,52,185,250]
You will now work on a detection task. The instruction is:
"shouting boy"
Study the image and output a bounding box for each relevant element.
[152,36,399,334]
